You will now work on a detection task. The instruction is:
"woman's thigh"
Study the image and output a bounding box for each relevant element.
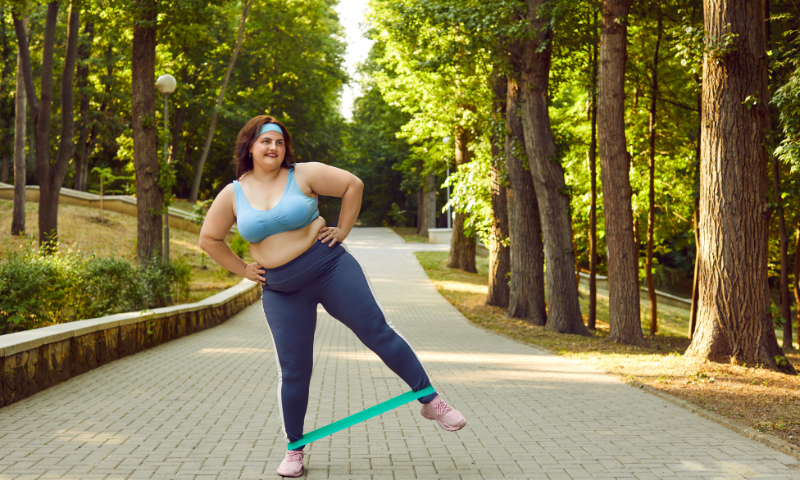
[262,289,317,374]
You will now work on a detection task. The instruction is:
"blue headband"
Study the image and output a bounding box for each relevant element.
[258,123,283,137]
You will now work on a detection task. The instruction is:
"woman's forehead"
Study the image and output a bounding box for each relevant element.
[256,131,284,142]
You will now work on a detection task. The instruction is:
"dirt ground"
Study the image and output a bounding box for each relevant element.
[0,200,247,304]
[413,250,800,448]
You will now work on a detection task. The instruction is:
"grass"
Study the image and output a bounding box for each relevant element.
[0,200,249,305]
[414,250,800,448]
[390,227,430,244]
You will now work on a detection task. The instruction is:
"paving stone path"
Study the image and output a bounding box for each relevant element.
[1,227,798,479]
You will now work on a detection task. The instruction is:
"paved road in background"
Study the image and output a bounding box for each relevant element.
[0,228,797,479]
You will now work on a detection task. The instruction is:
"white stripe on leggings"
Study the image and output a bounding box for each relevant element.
[262,303,288,442]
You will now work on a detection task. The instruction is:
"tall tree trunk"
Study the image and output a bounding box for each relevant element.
[189,0,254,203]
[794,210,800,347]
[487,74,511,308]
[11,21,26,236]
[519,0,588,335]
[132,0,162,264]
[0,6,11,184]
[597,0,644,345]
[73,20,94,191]
[686,0,794,373]
[505,74,546,324]
[419,172,435,237]
[689,90,702,339]
[13,2,80,247]
[588,11,599,330]
[447,123,477,273]
[647,13,663,336]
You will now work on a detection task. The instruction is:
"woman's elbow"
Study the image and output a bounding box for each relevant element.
[198,235,210,252]
[352,176,364,191]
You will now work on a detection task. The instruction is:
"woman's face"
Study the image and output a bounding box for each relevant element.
[249,130,286,170]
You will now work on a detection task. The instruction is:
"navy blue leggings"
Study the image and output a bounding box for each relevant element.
[261,240,437,450]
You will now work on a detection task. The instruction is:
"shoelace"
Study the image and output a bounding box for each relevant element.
[435,400,453,416]
[286,451,304,462]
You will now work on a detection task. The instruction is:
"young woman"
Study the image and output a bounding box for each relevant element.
[199,116,466,477]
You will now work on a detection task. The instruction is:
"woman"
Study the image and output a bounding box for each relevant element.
[199,116,466,478]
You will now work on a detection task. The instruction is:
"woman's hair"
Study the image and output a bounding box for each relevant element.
[233,115,295,179]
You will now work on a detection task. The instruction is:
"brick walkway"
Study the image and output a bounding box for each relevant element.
[0,227,798,479]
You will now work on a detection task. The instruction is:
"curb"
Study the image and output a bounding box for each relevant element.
[628,380,800,462]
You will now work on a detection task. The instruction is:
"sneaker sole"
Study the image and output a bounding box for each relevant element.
[277,467,303,478]
[421,410,467,432]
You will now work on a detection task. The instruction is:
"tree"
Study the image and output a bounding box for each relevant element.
[645,10,663,336]
[11,16,26,237]
[486,74,511,308]
[519,0,588,335]
[131,0,162,264]
[13,1,81,247]
[505,48,546,325]
[188,0,253,204]
[597,0,644,344]
[447,123,478,273]
[686,0,794,373]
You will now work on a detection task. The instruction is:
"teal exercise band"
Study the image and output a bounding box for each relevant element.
[287,385,436,450]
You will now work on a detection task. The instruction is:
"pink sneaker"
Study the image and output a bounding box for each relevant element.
[420,395,466,432]
[277,450,305,477]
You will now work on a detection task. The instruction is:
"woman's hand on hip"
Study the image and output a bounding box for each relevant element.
[318,226,346,247]
[244,262,266,285]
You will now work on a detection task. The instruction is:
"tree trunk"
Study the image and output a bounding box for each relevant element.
[794,210,800,347]
[189,0,254,203]
[519,0,588,335]
[686,0,794,373]
[597,0,644,345]
[0,7,10,184]
[487,74,510,308]
[132,0,162,264]
[447,124,477,273]
[588,12,599,330]
[776,153,792,349]
[13,2,80,247]
[416,188,424,235]
[647,13,663,336]
[419,172,435,237]
[73,20,93,191]
[505,75,546,324]
[11,23,26,236]
[689,91,702,339]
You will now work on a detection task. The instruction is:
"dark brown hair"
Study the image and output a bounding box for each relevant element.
[234,115,295,179]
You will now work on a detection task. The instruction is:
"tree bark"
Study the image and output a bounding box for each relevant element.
[189,0,253,203]
[419,172,436,237]
[0,7,11,184]
[505,75,546,324]
[132,0,162,264]
[588,12,599,330]
[11,21,26,236]
[13,2,80,247]
[487,75,510,308]
[794,210,800,347]
[689,90,702,339]
[519,0,588,335]
[598,0,644,344]
[647,12,663,336]
[416,188,424,234]
[447,124,477,273]
[686,0,794,373]
[73,21,94,192]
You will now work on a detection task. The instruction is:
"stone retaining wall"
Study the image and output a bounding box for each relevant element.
[0,280,259,409]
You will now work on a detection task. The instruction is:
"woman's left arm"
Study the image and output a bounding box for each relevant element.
[297,162,364,247]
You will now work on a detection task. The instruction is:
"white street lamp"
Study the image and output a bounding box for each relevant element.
[157,74,177,264]
[442,136,452,229]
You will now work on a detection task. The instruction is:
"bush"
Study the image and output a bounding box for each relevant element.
[0,240,193,335]
[230,232,249,259]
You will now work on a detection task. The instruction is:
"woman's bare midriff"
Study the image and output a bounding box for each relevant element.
[249,216,327,269]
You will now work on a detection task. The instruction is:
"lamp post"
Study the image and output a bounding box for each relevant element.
[442,136,452,229]
[156,74,177,263]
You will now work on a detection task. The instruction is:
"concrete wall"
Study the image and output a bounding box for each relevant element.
[0,280,259,409]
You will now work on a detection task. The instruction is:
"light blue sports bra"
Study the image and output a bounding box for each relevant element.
[233,166,320,243]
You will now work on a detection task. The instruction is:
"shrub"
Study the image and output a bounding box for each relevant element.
[0,240,193,334]
[230,232,249,259]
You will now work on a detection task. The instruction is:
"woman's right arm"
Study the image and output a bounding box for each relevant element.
[198,185,265,285]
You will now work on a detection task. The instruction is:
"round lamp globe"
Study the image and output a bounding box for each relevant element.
[156,74,177,95]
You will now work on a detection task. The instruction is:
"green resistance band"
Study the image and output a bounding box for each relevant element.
[287,385,436,450]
